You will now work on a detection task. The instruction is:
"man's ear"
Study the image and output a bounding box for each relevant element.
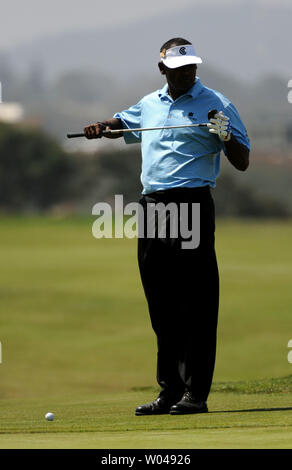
[158,62,166,75]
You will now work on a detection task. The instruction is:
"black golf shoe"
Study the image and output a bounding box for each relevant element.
[169,392,208,415]
[135,396,180,416]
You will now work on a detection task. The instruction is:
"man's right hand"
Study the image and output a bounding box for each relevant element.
[83,118,123,139]
[83,122,107,139]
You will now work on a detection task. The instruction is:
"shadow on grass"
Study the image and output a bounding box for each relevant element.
[212,407,292,414]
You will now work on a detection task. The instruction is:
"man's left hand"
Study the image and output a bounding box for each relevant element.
[207,111,231,141]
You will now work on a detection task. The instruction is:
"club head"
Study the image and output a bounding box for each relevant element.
[208,109,218,120]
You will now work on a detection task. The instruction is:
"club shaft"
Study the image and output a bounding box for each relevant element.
[108,123,209,133]
[67,122,209,139]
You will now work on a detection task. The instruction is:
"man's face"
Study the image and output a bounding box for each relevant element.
[160,63,197,93]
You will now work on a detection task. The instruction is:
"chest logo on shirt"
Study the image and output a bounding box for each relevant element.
[187,112,197,121]
[170,111,197,121]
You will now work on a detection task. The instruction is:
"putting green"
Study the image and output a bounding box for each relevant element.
[0,391,291,448]
[0,216,291,448]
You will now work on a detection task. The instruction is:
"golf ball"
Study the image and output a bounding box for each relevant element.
[45,412,54,421]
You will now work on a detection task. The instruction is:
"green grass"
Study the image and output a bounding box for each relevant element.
[0,391,291,448]
[133,374,292,395]
[0,216,291,448]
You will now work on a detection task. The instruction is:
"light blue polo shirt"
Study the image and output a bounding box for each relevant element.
[114,77,250,195]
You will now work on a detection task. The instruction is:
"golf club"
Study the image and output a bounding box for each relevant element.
[66,109,218,139]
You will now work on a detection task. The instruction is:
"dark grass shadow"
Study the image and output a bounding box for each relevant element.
[211,407,292,414]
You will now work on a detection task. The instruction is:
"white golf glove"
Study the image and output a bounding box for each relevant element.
[207,111,231,142]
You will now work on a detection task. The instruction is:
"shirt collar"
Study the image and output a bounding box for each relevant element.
[158,77,204,101]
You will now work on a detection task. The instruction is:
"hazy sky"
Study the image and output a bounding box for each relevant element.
[1,0,195,47]
[1,0,291,48]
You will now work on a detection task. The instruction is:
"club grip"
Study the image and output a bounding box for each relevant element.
[66,129,112,139]
[67,133,85,139]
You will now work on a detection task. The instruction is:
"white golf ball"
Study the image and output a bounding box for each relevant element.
[45,412,54,421]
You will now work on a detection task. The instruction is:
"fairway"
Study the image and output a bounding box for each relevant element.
[0,216,291,448]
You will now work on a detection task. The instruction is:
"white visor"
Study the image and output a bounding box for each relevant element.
[160,44,202,69]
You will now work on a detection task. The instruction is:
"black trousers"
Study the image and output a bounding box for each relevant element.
[138,186,219,402]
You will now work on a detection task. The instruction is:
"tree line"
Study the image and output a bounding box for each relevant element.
[0,123,289,218]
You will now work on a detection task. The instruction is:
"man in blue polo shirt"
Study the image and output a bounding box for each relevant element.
[84,37,250,415]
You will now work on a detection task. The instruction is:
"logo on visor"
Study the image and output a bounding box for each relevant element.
[160,48,166,59]
[179,47,187,55]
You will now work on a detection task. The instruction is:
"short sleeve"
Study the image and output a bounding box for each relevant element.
[222,102,250,154]
[113,100,142,144]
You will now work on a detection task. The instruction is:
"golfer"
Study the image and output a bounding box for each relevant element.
[84,38,250,415]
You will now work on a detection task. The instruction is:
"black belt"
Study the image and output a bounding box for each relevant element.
[143,186,211,202]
